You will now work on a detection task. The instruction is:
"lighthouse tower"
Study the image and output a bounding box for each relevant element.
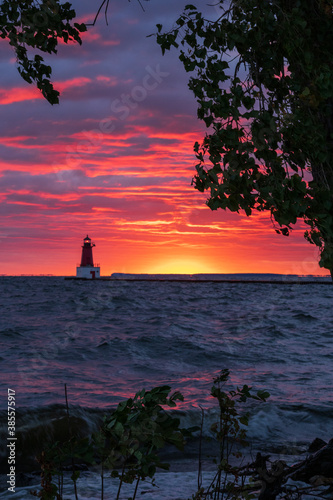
[76,235,100,279]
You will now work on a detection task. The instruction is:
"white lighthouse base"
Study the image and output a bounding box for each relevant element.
[76,266,100,279]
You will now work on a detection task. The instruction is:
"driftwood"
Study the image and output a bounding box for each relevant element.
[251,453,289,500]
[242,438,333,499]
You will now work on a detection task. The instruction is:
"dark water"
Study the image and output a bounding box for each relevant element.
[1,276,332,498]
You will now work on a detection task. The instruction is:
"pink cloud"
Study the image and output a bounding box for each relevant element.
[0,86,42,105]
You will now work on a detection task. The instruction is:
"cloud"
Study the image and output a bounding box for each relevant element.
[0,0,326,275]
[0,86,42,105]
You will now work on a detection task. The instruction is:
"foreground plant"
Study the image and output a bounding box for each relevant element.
[30,437,93,500]
[193,369,270,499]
[32,373,331,499]
[32,384,192,500]
[96,385,193,500]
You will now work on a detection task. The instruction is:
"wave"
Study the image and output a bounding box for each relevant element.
[0,400,331,478]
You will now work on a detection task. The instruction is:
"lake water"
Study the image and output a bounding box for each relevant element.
[1,275,332,498]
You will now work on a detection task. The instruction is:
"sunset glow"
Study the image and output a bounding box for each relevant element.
[0,0,329,277]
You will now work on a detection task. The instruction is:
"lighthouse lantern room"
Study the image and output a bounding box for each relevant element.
[76,235,100,279]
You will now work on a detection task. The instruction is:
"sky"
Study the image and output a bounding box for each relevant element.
[0,0,328,276]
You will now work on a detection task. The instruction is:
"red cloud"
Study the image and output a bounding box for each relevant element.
[56,77,91,93]
[0,86,42,105]
[0,77,91,105]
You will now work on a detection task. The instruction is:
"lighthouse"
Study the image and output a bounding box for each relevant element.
[76,235,100,279]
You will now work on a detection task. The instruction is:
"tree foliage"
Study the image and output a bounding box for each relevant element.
[0,0,87,104]
[156,0,333,273]
[0,0,147,105]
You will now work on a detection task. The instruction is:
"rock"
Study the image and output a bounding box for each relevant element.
[291,438,333,483]
[310,475,333,486]
[308,437,327,453]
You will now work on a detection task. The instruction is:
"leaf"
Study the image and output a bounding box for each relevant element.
[152,435,165,448]
[256,390,270,400]
[239,415,249,426]
[71,470,80,482]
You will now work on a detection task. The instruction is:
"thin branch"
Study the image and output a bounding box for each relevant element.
[135,0,146,11]
[116,458,128,500]
[65,384,78,500]
[87,0,148,26]
[132,476,141,499]
[198,405,204,491]
[87,0,107,27]
[105,0,110,24]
